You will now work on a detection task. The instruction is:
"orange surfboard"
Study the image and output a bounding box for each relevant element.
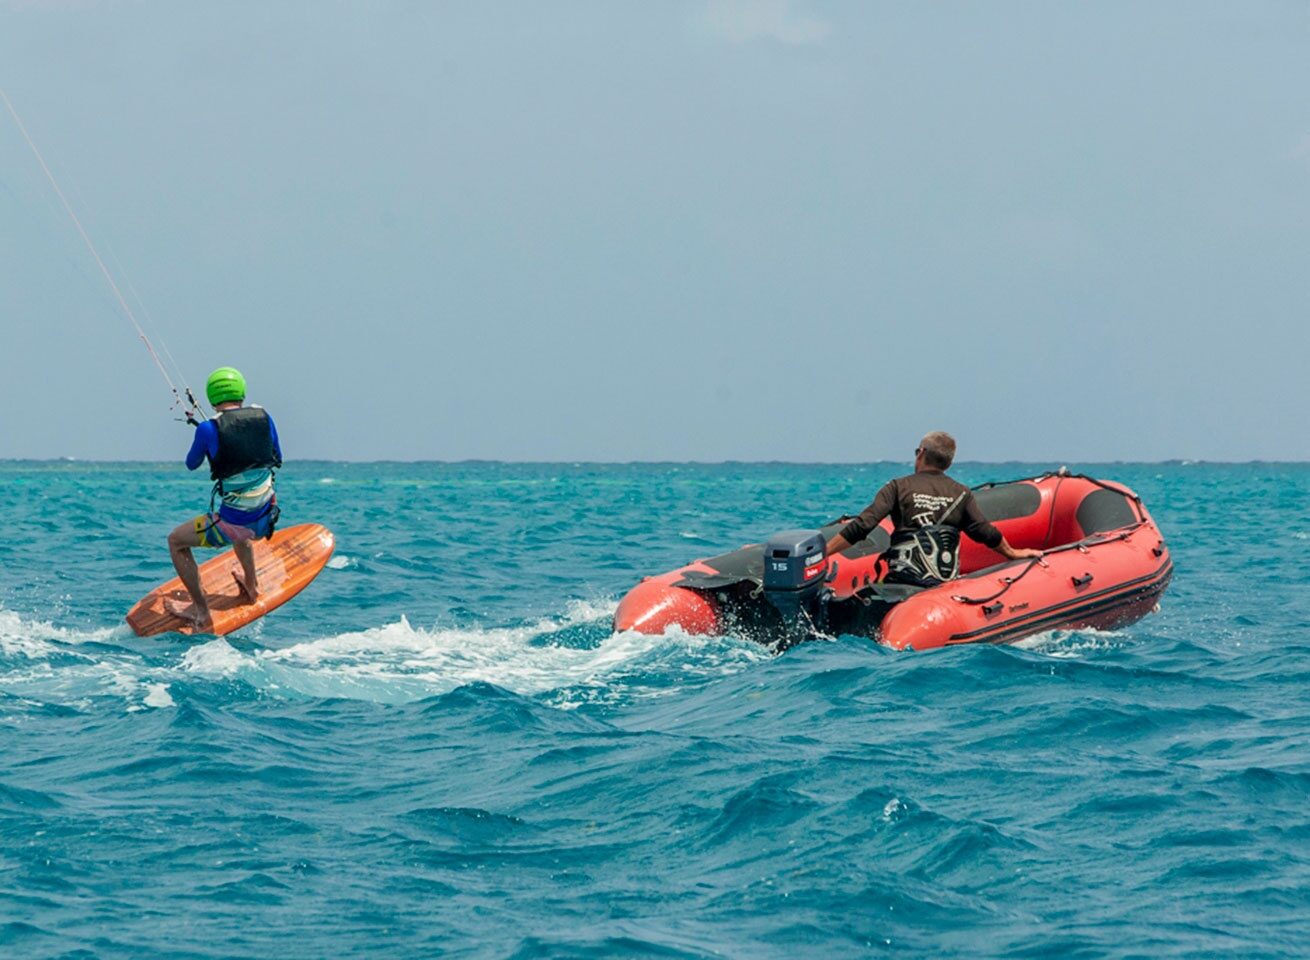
[127,523,336,637]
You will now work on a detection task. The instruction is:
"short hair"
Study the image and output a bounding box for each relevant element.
[919,431,956,470]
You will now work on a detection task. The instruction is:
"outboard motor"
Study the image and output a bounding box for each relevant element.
[761,529,829,648]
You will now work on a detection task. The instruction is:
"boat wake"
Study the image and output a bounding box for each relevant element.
[179,600,769,706]
[0,598,1143,715]
[0,601,768,711]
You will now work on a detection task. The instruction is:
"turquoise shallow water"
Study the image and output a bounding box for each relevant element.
[1,461,1308,958]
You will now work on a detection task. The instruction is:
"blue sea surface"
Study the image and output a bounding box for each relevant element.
[1,461,1307,958]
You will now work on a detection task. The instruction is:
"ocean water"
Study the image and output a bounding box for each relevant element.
[1,460,1307,959]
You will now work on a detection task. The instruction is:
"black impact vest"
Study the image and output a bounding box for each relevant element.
[209,408,281,482]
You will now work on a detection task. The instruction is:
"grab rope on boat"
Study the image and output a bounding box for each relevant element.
[951,556,1045,606]
[1,88,205,425]
[951,523,1148,606]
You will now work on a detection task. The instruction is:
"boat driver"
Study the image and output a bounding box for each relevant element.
[824,431,1041,587]
[163,367,283,627]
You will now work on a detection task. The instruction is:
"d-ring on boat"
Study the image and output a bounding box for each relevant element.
[613,472,1172,651]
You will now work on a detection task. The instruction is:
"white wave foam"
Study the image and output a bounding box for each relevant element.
[0,608,58,661]
[178,637,248,677]
[178,599,766,705]
[1,605,159,706]
[1015,627,1128,658]
[0,607,118,659]
[325,555,357,570]
[3,599,767,709]
[143,683,175,709]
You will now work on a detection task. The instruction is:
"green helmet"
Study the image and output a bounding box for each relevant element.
[206,366,247,406]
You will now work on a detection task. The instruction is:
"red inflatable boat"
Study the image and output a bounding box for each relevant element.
[613,472,1172,651]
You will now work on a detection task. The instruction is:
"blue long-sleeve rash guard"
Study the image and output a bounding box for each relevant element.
[185,412,282,523]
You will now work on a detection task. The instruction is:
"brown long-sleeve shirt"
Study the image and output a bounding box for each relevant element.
[839,471,1003,549]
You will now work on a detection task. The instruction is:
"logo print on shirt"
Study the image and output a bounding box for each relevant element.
[909,493,955,527]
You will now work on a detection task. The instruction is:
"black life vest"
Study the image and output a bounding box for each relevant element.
[885,491,968,584]
[209,407,281,482]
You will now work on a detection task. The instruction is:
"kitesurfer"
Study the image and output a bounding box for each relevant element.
[163,367,282,627]
[824,432,1041,587]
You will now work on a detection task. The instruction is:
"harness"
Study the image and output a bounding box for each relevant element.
[884,490,969,584]
[202,482,280,542]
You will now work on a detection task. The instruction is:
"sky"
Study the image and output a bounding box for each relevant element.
[1,1,1307,462]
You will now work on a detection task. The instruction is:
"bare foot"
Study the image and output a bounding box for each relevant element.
[164,596,211,629]
[231,571,259,604]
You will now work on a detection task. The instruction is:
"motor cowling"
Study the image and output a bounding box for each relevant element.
[761,530,828,647]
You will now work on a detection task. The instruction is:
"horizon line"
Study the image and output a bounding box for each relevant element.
[2,457,1308,467]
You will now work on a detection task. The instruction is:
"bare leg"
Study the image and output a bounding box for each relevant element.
[165,519,212,628]
[231,538,259,603]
